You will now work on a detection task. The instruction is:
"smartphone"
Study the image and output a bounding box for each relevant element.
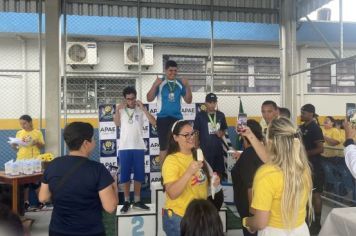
[237,113,247,132]
[346,103,356,127]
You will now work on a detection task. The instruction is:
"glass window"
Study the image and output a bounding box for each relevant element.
[61,77,135,113]
[308,58,356,93]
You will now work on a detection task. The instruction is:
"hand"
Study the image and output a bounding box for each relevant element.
[187,161,203,176]
[116,102,126,111]
[136,100,144,109]
[32,139,38,145]
[180,78,189,87]
[215,130,225,138]
[344,120,356,139]
[238,127,256,141]
[232,151,242,160]
[154,76,163,87]
[212,172,220,187]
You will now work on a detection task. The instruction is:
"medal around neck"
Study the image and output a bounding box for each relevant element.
[125,107,135,124]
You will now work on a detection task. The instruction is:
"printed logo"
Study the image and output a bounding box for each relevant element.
[150,155,161,172]
[149,138,160,155]
[150,172,162,184]
[182,104,196,120]
[149,124,158,137]
[99,122,116,140]
[100,140,116,157]
[99,104,115,122]
[191,169,206,186]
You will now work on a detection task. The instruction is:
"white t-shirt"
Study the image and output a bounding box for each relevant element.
[118,107,146,150]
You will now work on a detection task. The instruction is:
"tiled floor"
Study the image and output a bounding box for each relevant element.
[29,201,334,236]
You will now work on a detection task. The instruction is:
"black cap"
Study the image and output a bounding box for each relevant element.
[205,93,217,102]
[301,104,318,116]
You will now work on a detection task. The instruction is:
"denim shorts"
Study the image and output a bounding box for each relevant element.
[162,208,182,236]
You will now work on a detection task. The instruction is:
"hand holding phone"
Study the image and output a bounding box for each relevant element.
[346,103,356,128]
[237,113,247,132]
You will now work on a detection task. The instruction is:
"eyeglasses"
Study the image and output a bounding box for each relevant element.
[178,131,196,139]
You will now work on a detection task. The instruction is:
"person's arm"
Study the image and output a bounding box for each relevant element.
[114,103,126,127]
[164,160,203,200]
[38,183,51,203]
[247,188,253,214]
[344,120,356,147]
[306,141,324,157]
[99,181,119,213]
[180,78,192,104]
[239,127,269,163]
[324,135,340,146]
[345,145,356,179]
[245,210,270,232]
[137,100,156,126]
[147,76,162,102]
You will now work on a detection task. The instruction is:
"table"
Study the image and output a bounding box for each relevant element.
[319,207,356,236]
[0,171,43,214]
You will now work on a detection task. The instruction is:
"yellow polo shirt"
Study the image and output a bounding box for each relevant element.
[16,129,44,160]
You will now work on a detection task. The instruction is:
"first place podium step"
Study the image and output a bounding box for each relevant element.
[116,203,156,236]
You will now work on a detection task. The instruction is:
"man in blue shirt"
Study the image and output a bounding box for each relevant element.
[147,60,192,164]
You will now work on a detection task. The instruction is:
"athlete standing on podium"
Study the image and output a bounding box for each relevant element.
[146,60,192,165]
[114,86,156,213]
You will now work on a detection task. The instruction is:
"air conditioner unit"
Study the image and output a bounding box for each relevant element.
[66,42,98,65]
[124,43,154,66]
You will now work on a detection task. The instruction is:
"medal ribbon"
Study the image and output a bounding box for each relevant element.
[207,113,217,129]
[124,108,135,121]
[167,79,176,93]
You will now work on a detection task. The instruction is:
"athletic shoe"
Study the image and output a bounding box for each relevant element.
[132,201,150,211]
[120,201,131,213]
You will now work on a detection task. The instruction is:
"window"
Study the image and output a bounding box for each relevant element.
[61,77,136,113]
[308,58,356,93]
[163,55,281,93]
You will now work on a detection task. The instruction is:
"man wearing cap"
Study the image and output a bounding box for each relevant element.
[146,60,192,164]
[194,93,228,178]
[299,103,324,234]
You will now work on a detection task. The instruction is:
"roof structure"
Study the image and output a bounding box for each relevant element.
[0,0,333,24]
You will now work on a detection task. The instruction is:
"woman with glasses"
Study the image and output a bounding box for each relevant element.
[161,120,220,236]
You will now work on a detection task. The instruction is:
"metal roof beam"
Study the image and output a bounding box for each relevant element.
[66,0,279,15]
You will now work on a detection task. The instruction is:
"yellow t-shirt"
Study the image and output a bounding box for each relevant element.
[16,129,44,160]
[162,152,208,217]
[251,164,309,229]
[322,127,342,158]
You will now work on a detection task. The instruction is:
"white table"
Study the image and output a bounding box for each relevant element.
[319,207,356,236]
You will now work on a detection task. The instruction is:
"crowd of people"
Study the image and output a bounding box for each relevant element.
[2,59,356,236]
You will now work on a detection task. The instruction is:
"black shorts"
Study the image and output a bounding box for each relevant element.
[310,160,324,193]
[157,116,178,151]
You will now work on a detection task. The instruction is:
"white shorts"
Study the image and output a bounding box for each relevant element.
[258,222,309,236]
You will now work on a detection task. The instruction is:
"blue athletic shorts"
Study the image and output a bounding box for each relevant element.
[119,149,145,183]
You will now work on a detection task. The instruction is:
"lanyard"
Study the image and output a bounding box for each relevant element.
[124,107,135,121]
[207,112,217,128]
[167,80,176,93]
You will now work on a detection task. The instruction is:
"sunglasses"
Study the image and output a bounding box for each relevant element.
[178,131,196,139]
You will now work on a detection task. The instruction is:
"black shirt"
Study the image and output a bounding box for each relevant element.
[42,155,114,235]
[194,110,228,155]
[231,147,263,218]
[299,121,324,165]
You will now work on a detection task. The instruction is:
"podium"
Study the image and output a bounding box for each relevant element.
[116,204,156,236]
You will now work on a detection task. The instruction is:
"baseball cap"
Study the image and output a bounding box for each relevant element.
[205,93,217,103]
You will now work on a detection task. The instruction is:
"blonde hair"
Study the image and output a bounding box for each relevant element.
[266,117,313,229]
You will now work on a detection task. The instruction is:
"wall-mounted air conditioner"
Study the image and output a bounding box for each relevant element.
[67,42,98,65]
[124,43,154,66]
